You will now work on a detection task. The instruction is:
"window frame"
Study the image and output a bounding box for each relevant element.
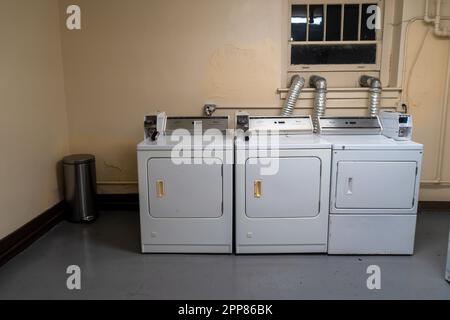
[288,0,384,72]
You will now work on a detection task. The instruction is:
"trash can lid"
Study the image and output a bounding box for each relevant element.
[63,154,95,165]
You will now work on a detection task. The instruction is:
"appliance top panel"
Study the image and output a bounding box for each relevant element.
[323,135,423,150]
[235,134,332,150]
[138,134,234,151]
[165,116,229,134]
[318,117,382,135]
[247,116,313,134]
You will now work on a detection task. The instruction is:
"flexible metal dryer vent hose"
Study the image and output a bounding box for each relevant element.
[281,75,305,117]
[310,75,327,133]
[359,76,382,117]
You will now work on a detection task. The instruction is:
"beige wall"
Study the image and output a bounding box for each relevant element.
[57,0,450,200]
[58,0,284,193]
[0,0,69,239]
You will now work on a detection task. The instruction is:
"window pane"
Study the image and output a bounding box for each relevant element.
[309,5,324,41]
[343,4,359,41]
[326,5,342,41]
[361,3,377,40]
[291,5,307,41]
[291,44,377,65]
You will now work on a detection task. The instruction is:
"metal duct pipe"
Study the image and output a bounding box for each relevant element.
[310,75,327,133]
[281,75,305,116]
[359,75,382,117]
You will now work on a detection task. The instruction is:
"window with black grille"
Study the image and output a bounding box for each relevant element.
[289,2,381,68]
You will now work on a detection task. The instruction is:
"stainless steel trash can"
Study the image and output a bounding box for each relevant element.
[63,154,97,222]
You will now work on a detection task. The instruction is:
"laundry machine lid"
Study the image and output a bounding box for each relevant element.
[235,134,332,150]
[323,135,423,150]
[137,134,234,151]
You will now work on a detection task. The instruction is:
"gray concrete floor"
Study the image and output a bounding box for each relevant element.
[0,210,449,300]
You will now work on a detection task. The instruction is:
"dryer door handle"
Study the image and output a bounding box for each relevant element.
[156,180,165,198]
[254,180,262,198]
[346,177,353,195]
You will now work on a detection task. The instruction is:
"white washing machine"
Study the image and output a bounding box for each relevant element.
[234,116,332,254]
[137,116,233,253]
[318,117,424,255]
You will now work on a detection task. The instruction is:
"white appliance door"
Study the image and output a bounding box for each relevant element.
[335,161,417,209]
[148,158,223,218]
[245,157,321,218]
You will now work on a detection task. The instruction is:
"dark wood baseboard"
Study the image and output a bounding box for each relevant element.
[0,201,66,268]
[96,193,139,211]
[419,201,450,212]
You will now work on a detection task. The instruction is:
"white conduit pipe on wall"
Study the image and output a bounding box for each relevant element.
[425,0,450,37]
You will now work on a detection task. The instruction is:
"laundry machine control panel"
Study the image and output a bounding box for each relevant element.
[246,116,313,135]
[318,117,382,135]
[165,116,229,134]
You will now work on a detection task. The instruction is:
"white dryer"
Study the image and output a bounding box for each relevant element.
[319,117,424,255]
[137,116,233,253]
[234,116,332,254]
